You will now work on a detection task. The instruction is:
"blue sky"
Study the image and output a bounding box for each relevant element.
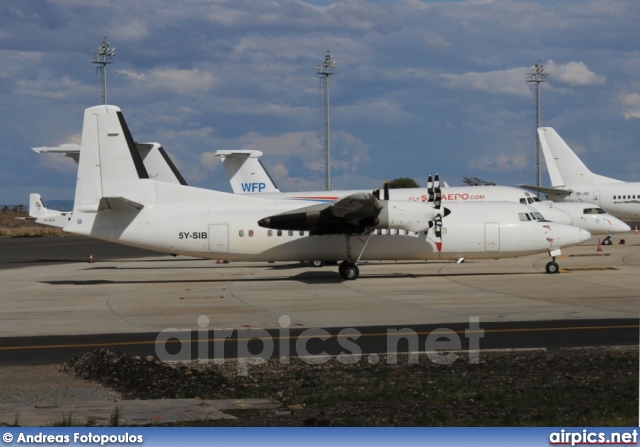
[1,0,639,204]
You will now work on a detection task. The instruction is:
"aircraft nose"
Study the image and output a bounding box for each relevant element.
[579,229,591,243]
[617,221,631,232]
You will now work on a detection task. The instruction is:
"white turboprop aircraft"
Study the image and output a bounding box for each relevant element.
[26,193,71,227]
[215,150,629,239]
[45,104,590,279]
[521,127,640,222]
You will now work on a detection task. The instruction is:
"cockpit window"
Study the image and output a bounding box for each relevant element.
[531,197,542,203]
[519,213,531,221]
[532,212,545,221]
[595,208,606,214]
[527,197,534,204]
[519,198,527,205]
[583,208,599,214]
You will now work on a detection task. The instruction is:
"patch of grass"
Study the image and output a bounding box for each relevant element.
[48,413,84,427]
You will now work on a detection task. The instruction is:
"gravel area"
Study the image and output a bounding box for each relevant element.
[0,345,636,426]
[0,364,120,406]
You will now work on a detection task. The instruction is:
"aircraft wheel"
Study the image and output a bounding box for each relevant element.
[339,261,359,280]
[545,261,560,274]
[602,238,612,246]
[311,260,325,268]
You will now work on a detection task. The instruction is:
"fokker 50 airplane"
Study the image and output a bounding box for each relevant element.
[46,104,589,279]
[216,150,629,239]
[521,127,640,221]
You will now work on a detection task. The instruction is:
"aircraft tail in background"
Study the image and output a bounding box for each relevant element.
[216,150,280,193]
[27,193,71,228]
[538,127,622,187]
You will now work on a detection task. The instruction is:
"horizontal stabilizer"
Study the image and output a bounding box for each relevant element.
[519,184,573,196]
[100,197,145,211]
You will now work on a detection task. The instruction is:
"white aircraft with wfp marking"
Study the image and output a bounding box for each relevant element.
[47,104,590,279]
[522,127,640,222]
[216,150,629,238]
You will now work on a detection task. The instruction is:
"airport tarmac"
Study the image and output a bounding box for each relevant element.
[0,234,638,338]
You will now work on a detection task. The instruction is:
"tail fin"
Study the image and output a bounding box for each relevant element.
[538,127,622,186]
[73,105,153,213]
[216,150,280,193]
[28,193,71,228]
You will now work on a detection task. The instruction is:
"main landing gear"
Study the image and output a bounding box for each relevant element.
[338,233,374,281]
[339,261,360,280]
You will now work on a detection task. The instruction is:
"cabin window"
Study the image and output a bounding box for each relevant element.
[277,230,282,237]
[299,231,305,236]
[239,230,244,237]
[248,230,254,237]
[288,230,294,236]
[519,213,531,221]
[268,230,273,237]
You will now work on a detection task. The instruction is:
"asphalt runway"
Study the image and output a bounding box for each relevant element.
[0,234,638,365]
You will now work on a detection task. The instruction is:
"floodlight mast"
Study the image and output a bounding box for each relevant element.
[91,38,116,105]
[316,51,337,191]
[526,61,549,197]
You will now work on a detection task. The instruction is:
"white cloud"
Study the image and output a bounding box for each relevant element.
[440,67,530,97]
[119,68,216,95]
[619,93,640,119]
[471,152,528,173]
[544,60,605,87]
[14,76,90,100]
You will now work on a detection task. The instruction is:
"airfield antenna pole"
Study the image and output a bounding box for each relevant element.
[316,50,337,191]
[91,38,116,105]
[526,61,549,198]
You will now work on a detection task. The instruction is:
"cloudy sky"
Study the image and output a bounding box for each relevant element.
[1,0,640,205]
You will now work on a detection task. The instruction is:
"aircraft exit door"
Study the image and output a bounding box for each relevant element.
[485,223,500,251]
[208,224,229,252]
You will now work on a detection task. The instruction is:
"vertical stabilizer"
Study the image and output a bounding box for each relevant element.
[73,105,153,213]
[216,150,280,193]
[538,127,621,186]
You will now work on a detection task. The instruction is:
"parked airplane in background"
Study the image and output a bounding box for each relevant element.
[26,193,71,227]
[215,150,629,239]
[42,104,589,279]
[521,127,640,221]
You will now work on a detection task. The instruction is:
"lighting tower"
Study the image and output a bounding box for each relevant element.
[526,61,549,196]
[316,50,337,191]
[91,38,116,105]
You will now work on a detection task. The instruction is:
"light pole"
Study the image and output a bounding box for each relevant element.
[91,38,116,105]
[317,51,337,191]
[526,61,549,197]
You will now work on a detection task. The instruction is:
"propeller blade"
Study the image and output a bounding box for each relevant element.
[433,174,441,209]
[427,175,434,202]
[433,214,443,252]
[373,188,380,200]
[383,181,389,201]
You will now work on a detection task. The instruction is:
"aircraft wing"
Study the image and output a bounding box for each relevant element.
[518,184,573,196]
[258,192,382,235]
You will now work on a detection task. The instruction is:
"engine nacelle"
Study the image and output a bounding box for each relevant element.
[376,201,437,232]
